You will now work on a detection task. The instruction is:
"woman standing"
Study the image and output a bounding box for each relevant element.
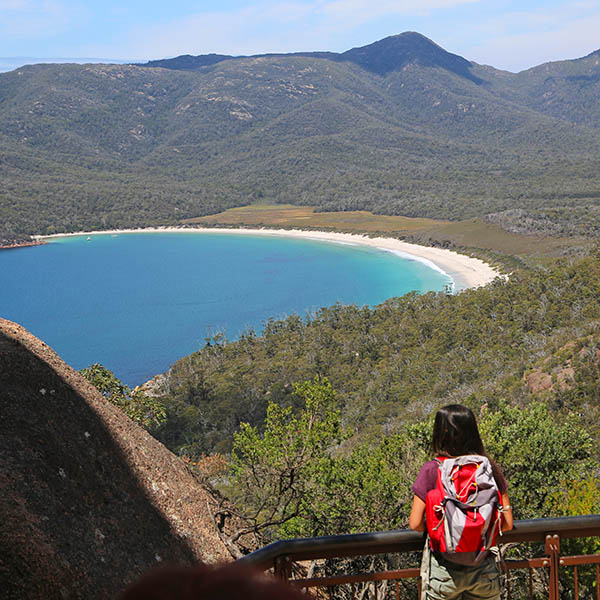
[409,404,513,600]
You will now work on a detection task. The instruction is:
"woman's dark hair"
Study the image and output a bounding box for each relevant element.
[432,404,485,457]
[431,404,505,490]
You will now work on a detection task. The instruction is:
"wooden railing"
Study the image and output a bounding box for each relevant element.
[237,515,600,599]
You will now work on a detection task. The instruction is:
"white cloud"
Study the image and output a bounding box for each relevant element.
[84,4,323,59]
[0,0,30,8]
[0,0,74,37]
[259,2,316,22]
[464,1,600,71]
[84,0,481,60]
[320,0,479,22]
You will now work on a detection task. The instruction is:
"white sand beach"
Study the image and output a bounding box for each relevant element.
[36,227,500,291]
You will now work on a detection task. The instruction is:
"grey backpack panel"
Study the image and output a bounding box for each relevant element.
[437,455,501,555]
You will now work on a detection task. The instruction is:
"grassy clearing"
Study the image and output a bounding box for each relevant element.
[185,205,445,230]
[183,205,585,258]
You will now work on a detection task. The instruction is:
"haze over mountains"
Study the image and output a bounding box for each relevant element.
[1,32,599,239]
[0,57,133,74]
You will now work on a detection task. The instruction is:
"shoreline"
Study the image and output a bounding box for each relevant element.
[35,226,501,291]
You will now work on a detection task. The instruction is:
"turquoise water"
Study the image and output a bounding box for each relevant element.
[0,232,451,386]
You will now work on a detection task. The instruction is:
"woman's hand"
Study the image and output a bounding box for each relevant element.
[501,493,513,532]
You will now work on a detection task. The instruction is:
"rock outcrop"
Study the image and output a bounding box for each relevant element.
[0,319,234,599]
[524,337,600,394]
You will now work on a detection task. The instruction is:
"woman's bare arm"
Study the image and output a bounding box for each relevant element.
[409,495,426,532]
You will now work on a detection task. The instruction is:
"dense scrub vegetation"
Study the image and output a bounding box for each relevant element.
[222,378,593,541]
[151,250,600,459]
[486,205,600,237]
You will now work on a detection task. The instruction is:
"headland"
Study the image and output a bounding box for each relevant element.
[0,239,47,250]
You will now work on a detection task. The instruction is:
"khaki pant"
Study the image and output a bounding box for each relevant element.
[421,545,501,600]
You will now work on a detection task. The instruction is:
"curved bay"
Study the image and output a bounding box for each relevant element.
[0,232,451,385]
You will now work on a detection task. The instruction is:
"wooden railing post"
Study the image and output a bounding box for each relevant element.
[545,534,560,600]
[274,554,292,580]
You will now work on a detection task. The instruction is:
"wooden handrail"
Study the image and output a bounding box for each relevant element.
[238,514,600,570]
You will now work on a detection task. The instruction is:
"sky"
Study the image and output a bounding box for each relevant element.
[1,0,599,73]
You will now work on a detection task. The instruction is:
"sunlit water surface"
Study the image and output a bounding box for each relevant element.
[0,233,452,386]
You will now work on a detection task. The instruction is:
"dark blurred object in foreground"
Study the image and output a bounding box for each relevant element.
[119,562,308,600]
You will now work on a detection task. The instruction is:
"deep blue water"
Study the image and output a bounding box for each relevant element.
[0,232,452,386]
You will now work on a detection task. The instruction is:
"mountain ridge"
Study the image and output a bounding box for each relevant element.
[1,31,599,241]
[137,31,487,83]
[137,31,598,78]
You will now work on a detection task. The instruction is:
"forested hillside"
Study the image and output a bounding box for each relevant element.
[2,32,600,241]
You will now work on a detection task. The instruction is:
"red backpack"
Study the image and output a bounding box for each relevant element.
[425,455,503,563]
